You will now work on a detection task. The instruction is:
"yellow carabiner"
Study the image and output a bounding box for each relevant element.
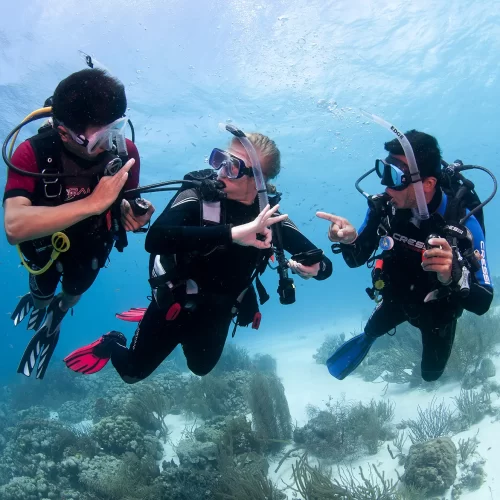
[51,232,71,253]
[17,232,71,276]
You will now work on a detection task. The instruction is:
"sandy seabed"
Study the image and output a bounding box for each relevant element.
[159,320,500,499]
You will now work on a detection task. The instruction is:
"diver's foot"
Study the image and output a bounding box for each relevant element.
[11,293,47,330]
[42,293,68,335]
[326,332,376,380]
[64,331,126,375]
[16,293,70,379]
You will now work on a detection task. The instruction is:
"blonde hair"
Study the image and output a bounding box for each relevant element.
[231,132,281,193]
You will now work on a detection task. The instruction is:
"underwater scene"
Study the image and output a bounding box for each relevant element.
[1,0,500,498]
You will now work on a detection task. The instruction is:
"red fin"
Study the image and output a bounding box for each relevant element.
[115,307,147,322]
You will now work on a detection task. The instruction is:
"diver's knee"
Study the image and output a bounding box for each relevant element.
[188,363,215,377]
[120,374,143,385]
[421,370,444,382]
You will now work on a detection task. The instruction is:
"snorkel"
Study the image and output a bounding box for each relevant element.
[225,124,269,211]
[361,110,430,220]
[223,124,295,305]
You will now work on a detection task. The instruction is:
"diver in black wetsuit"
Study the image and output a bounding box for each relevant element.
[318,127,493,382]
[64,130,333,382]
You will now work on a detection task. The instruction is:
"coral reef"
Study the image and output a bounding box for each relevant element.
[452,388,493,428]
[294,396,395,460]
[91,416,146,456]
[125,382,172,441]
[402,437,457,495]
[401,397,455,444]
[247,372,292,450]
[182,370,250,419]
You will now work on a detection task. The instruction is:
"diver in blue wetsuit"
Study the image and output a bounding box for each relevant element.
[318,114,495,382]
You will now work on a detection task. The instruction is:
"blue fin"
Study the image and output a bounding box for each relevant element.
[326,333,376,380]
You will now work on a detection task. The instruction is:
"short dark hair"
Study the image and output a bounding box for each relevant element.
[52,69,126,134]
[384,130,442,178]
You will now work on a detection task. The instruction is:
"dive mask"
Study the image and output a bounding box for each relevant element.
[209,148,254,179]
[61,116,128,155]
[375,157,411,191]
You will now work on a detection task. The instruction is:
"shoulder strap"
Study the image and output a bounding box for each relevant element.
[443,190,463,227]
[442,176,486,235]
[172,169,225,226]
[29,128,62,173]
[29,128,64,202]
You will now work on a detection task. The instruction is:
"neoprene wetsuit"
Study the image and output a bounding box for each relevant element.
[340,189,493,381]
[108,188,333,383]
[4,136,141,299]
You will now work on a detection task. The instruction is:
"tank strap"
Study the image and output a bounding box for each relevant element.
[29,128,63,202]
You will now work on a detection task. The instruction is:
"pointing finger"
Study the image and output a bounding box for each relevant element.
[121,158,135,173]
[316,212,345,225]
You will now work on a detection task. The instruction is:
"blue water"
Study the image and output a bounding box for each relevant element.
[1,1,500,497]
[1,0,499,380]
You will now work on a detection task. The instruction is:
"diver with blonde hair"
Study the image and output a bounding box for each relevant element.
[64,126,333,382]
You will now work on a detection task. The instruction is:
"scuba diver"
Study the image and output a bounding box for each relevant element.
[3,68,154,379]
[317,112,494,382]
[63,127,333,382]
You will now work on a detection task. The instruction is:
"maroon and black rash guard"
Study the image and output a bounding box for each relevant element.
[3,138,140,204]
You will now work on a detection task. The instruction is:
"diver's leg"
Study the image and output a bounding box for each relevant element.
[327,299,407,380]
[59,255,104,311]
[109,299,183,383]
[11,265,58,330]
[29,263,60,309]
[181,297,234,376]
[364,299,407,337]
[419,319,457,382]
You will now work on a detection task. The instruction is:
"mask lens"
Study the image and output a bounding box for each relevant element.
[376,158,410,189]
[90,133,112,153]
[375,159,385,178]
[87,117,127,154]
[209,148,227,170]
[387,164,409,190]
[226,157,242,179]
[209,149,243,179]
[391,167,401,186]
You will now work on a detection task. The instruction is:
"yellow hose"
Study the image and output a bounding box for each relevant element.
[8,107,52,159]
[17,232,70,275]
[11,107,72,275]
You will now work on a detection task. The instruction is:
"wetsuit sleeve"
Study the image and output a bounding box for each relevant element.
[339,207,380,268]
[3,141,38,203]
[124,139,140,191]
[459,214,494,315]
[145,189,232,255]
[280,217,333,280]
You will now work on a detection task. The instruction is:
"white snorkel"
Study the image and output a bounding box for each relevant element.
[361,110,430,220]
[225,124,269,211]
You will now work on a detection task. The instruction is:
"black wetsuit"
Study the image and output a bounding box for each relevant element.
[109,188,332,383]
[340,189,493,381]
